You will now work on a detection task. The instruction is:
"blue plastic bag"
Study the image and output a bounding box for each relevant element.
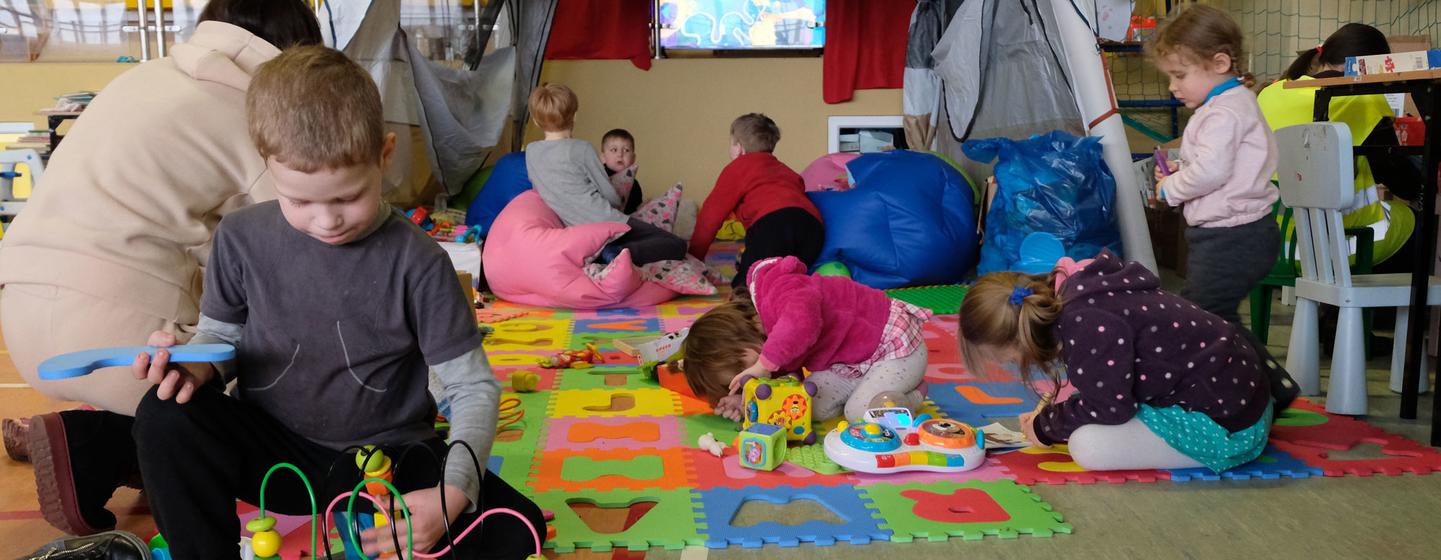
[963,131,1122,275]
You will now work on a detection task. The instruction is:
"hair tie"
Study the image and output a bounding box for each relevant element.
[1009,287,1033,306]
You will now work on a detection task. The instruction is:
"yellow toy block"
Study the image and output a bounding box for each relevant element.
[742,376,818,445]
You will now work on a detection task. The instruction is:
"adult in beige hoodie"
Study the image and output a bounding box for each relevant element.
[0,0,321,536]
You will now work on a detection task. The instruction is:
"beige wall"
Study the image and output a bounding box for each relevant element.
[3,57,901,204]
[1,64,130,128]
[527,58,903,203]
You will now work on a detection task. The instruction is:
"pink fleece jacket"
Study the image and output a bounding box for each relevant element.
[747,256,893,373]
[1163,86,1279,228]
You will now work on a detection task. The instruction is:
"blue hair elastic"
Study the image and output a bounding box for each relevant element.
[1009,287,1033,306]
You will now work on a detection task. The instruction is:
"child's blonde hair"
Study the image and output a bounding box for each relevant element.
[730,113,780,153]
[247,46,385,172]
[681,299,766,405]
[529,83,578,132]
[958,271,1065,399]
[1147,4,1253,87]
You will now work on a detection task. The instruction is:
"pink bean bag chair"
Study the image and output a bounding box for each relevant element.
[800,152,860,192]
[483,191,679,309]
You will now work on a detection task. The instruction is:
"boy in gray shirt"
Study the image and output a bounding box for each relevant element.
[525,84,686,265]
[130,47,542,559]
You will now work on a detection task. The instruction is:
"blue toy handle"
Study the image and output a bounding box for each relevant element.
[37,344,236,380]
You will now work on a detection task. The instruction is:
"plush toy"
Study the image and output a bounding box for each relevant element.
[697,432,727,457]
[540,343,604,369]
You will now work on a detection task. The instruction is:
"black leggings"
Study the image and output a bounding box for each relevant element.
[133,387,544,559]
[734,208,826,288]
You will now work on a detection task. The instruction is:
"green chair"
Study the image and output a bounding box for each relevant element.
[1249,200,1374,348]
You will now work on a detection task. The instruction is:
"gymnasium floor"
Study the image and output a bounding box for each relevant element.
[2,301,1439,559]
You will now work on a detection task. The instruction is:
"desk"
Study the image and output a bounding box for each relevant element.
[1287,70,1440,445]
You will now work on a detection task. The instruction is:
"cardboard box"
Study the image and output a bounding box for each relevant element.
[1344,49,1441,76]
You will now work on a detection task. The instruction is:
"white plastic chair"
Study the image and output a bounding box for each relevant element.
[1279,122,1436,415]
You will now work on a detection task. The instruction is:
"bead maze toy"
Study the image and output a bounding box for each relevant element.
[37,343,236,380]
[737,424,787,471]
[742,376,818,444]
[824,413,986,474]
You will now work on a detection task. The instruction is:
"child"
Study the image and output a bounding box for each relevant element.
[690,113,825,288]
[959,251,1298,473]
[128,47,543,559]
[681,256,930,423]
[1149,5,1279,326]
[601,128,643,214]
[525,84,686,265]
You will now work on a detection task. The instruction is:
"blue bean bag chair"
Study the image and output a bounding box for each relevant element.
[465,151,532,237]
[807,150,980,289]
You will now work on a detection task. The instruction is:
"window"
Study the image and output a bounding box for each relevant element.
[658,0,824,51]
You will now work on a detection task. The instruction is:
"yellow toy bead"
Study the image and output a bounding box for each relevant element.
[251,530,281,558]
[863,424,882,436]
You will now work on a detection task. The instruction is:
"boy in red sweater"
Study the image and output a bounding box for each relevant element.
[690,113,826,288]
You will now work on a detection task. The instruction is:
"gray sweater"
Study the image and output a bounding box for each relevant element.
[525,138,628,226]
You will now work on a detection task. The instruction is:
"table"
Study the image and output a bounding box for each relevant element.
[1287,69,1440,445]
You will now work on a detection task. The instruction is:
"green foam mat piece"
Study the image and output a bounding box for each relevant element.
[532,488,705,552]
[862,480,1072,542]
[555,365,652,390]
[561,454,667,483]
[786,444,851,475]
[493,390,552,488]
[884,285,968,315]
[680,412,742,448]
[570,331,665,352]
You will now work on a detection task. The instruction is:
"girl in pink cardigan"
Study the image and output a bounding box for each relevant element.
[681,256,931,422]
[1148,5,1280,326]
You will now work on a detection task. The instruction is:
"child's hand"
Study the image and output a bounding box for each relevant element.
[1017,411,1050,448]
[360,484,469,557]
[132,330,215,404]
[714,394,744,422]
[1153,163,1167,183]
[728,360,770,394]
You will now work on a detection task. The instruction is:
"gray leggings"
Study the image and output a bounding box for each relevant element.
[1180,218,1280,325]
[808,343,929,423]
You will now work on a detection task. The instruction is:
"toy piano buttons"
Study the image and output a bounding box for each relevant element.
[823,412,986,474]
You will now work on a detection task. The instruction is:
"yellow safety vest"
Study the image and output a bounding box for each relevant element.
[1258,77,1413,264]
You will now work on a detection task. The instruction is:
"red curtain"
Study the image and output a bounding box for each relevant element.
[545,0,654,70]
[823,0,916,104]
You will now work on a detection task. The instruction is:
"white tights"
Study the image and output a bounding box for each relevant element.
[807,343,929,423]
[1066,418,1203,471]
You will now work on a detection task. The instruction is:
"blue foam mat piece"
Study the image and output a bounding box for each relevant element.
[38,344,236,380]
[697,484,891,548]
[928,381,1045,426]
[1167,445,1324,482]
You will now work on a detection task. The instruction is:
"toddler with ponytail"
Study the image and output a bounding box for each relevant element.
[960,251,1298,474]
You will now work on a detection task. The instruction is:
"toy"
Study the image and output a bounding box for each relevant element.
[355,445,393,497]
[823,413,986,474]
[813,261,851,277]
[697,432,727,457]
[245,515,282,558]
[613,329,688,363]
[741,376,817,444]
[645,360,699,400]
[511,369,540,392]
[540,343,604,369]
[737,423,787,471]
[36,343,236,380]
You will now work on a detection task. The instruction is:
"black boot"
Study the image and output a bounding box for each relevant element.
[19,530,149,560]
[29,411,139,536]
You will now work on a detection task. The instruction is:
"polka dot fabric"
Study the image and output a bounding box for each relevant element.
[1138,401,1273,472]
[1034,250,1272,446]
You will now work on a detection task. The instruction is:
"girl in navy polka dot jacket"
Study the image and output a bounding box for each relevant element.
[959,250,1298,472]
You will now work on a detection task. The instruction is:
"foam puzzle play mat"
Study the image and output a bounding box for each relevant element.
[451,257,1441,553]
[234,243,1441,556]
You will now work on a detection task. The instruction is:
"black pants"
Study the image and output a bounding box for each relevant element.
[1180,217,1280,326]
[734,208,826,288]
[603,217,688,266]
[133,387,543,559]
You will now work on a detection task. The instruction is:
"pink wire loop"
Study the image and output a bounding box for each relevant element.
[322,491,542,559]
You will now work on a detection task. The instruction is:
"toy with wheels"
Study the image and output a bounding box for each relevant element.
[742,376,817,444]
[823,414,985,474]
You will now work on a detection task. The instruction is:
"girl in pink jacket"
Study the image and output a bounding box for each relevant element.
[1149,5,1280,326]
[682,256,931,422]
